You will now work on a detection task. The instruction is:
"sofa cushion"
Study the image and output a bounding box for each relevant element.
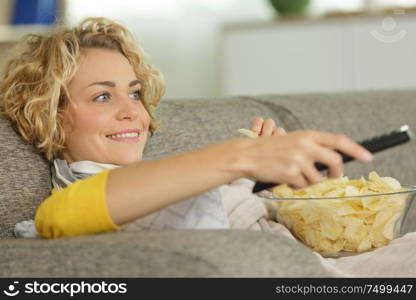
[0,118,51,239]
[0,230,327,277]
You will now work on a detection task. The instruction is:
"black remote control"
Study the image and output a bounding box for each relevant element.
[252,125,413,193]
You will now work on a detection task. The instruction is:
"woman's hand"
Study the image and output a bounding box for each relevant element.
[250,117,287,191]
[237,130,373,189]
[251,117,286,137]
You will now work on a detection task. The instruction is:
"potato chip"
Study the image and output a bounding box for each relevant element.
[345,185,360,196]
[237,128,258,139]
[382,177,401,190]
[273,184,294,198]
[271,171,409,255]
[357,237,372,252]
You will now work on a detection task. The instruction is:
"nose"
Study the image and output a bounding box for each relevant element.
[115,97,139,121]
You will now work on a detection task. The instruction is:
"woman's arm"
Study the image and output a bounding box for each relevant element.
[106,138,246,225]
[35,130,373,238]
[106,131,373,226]
[35,139,246,238]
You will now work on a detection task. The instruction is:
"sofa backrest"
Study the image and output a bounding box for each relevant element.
[146,90,416,185]
[144,96,303,159]
[256,90,416,185]
[0,118,51,238]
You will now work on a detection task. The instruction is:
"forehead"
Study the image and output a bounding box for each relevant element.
[71,48,136,87]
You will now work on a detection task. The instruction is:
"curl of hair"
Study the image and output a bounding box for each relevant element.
[0,17,165,161]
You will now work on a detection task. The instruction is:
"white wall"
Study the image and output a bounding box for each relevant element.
[65,0,416,99]
[65,0,274,99]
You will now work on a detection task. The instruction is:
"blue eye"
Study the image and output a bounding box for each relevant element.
[129,90,141,100]
[94,92,110,102]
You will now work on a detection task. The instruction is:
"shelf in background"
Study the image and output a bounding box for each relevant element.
[221,13,416,96]
[223,7,416,32]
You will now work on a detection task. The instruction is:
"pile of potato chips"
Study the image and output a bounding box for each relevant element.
[271,171,410,255]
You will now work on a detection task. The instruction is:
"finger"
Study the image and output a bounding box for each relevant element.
[326,162,344,178]
[301,162,323,185]
[272,127,286,136]
[260,119,276,136]
[311,131,373,163]
[251,117,264,134]
[309,144,344,178]
[288,174,309,189]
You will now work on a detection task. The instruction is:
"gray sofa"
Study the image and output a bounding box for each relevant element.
[1,89,416,277]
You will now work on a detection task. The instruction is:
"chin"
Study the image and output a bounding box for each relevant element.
[113,155,142,166]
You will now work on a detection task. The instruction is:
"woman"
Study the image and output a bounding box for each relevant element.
[0,17,372,239]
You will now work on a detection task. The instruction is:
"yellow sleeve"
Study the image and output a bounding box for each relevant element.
[35,170,121,239]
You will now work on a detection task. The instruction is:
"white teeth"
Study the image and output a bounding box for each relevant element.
[107,132,139,139]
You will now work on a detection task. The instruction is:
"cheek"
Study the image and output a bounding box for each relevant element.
[78,113,107,133]
[140,106,151,130]
[64,108,109,140]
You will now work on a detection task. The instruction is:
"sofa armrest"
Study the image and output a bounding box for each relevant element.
[0,230,327,277]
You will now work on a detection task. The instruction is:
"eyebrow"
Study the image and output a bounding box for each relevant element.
[87,80,141,88]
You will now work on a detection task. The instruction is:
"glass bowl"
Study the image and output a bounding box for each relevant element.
[258,185,416,257]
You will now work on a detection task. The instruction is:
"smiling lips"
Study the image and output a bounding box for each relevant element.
[106,129,141,142]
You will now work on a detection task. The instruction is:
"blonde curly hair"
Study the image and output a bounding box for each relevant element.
[0,17,165,161]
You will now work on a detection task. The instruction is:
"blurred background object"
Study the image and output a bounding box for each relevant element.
[12,0,59,25]
[0,0,13,25]
[268,0,310,16]
[1,0,416,99]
